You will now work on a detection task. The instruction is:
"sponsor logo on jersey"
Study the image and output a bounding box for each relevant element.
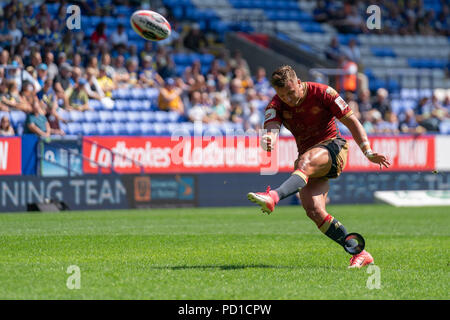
[265,108,276,121]
[334,96,348,111]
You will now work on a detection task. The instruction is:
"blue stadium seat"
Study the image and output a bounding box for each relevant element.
[154,111,169,122]
[9,110,26,126]
[67,123,82,135]
[153,122,171,136]
[167,111,181,123]
[114,100,131,111]
[96,123,113,135]
[125,123,142,135]
[111,122,127,135]
[70,111,85,122]
[141,111,155,123]
[84,111,100,123]
[82,123,98,136]
[173,53,191,65]
[131,88,146,100]
[88,99,103,110]
[439,120,450,134]
[113,111,128,123]
[139,123,155,135]
[126,111,142,123]
[99,111,113,123]
[129,100,144,111]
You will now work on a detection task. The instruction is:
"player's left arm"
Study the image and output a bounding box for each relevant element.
[339,113,390,168]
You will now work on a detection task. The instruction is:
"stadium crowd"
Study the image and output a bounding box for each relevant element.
[314,0,449,36]
[0,0,448,138]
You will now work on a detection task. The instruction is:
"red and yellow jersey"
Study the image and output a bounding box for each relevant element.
[264,82,353,154]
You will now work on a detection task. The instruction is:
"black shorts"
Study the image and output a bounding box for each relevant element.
[294,137,349,179]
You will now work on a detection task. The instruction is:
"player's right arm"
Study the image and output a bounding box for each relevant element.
[262,97,283,152]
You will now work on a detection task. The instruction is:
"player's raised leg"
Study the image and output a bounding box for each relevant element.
[247,147,331,214]
[299,178,374,268]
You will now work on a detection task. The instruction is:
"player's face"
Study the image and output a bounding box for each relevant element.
[274,78,303,107]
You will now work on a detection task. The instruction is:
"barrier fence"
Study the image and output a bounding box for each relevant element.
[0,134,448,211]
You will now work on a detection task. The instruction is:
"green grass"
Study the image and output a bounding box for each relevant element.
[0,205,448,299]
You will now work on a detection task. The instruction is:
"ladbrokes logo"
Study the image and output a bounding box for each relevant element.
[134,176,151,202]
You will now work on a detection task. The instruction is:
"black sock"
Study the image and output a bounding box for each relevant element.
[274,170,308,200]
[318,214,357,252]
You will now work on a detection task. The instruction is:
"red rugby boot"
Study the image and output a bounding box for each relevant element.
[348,250,374,268]
[247,186,279,214]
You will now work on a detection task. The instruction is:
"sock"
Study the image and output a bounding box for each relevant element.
[274,170,308,202]
[318,214,358,253]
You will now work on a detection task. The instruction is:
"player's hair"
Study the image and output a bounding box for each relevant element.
[270,65,298,88]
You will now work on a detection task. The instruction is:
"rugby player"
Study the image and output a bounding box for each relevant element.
[247,66,390,268]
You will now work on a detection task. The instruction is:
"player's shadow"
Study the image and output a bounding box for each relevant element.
[150,264,297,270]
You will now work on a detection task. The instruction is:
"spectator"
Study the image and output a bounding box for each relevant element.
[325,37,342,62]
[229,99,244,124]
[0,115,15,136]
[228,50,250,76]
[209,93,229,123]
[140,41,155,62]
[35,3,51,23]
[100,53,115,79]
[23,98,51,137]
[7,18,22,47]
[110,24,128,51]
[399,109,426,134]
[53,62,73,109]
[183,23,208,52]
[125,59,139,88]
[36,63,48,88]
[71,53,82,70]
[415,95,447,132]
[66,78,90,111]
[37,78,65,135]
[372,88,392,119]
[313,1,329,23]
[245,101,262,131]
[357,89,372,115]
[112,55,130,87]
[230,78,246,105]
[44,52,58,81]
[188,90,210,122]
[97,65,116,102]
[253,67,273,97]
[342,38,361,65]
[377,112,400,134]
[91,22,107,46]
[0,20,13,47]
[128,44,140,66]
[139,56,164,88]
[158,78,184,114]
[334,5,366,34]
[83,67,104,101]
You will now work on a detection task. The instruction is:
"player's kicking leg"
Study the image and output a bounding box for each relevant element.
[299,178,374,268]
[247,146,330,214]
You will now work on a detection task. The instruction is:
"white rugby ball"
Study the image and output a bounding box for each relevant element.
[130,10,171,41]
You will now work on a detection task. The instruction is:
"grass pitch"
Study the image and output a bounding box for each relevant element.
[0,205,448,299]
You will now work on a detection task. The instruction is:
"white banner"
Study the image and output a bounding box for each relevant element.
[374,190,450,207]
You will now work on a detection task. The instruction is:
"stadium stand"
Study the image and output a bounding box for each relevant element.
[0,0,448,139]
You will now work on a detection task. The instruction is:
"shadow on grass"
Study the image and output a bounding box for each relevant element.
[149,264,336,271]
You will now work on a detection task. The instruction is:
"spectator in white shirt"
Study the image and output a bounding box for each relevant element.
[110,24,128,51]
[8,19,23,47]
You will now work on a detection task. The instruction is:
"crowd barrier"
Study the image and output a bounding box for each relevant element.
[0,134,448,211]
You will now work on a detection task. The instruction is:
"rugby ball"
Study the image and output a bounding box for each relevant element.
[130,10,171,41]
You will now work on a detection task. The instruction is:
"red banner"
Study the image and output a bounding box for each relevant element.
[0,137,22,175]
[345,135,435,171]
[82,135,435,174]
